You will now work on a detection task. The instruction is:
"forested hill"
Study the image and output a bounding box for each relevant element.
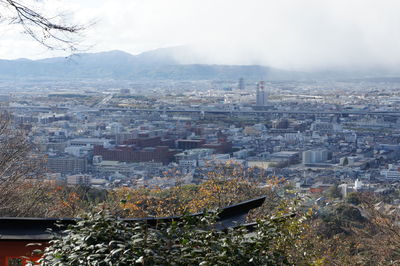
[0,48,305,81]
[1,47,398,82]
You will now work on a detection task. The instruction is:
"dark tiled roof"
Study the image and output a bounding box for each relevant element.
[0,196,266,241]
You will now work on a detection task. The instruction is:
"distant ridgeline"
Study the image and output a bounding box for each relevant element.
[0,48,301,81]
[1,48,397,83]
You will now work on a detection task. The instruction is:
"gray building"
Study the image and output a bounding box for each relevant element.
[238,78,245,90]
[256,81,268,106]
[47,156,87,174]
[302,149,329,165]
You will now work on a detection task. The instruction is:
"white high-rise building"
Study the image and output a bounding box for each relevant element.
[256,81,268,106]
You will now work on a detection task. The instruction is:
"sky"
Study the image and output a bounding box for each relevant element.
[1,0,400,71]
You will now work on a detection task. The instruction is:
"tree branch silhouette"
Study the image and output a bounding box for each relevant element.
[0,0,85,51]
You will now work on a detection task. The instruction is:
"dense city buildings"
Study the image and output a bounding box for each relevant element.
[1,78,400,196]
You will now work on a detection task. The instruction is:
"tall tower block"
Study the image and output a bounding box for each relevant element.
[238,78,245,90]
[256,81,267,106]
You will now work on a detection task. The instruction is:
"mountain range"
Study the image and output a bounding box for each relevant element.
[0,47,398,82]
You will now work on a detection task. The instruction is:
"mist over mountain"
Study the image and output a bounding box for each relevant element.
[0,47,398,82]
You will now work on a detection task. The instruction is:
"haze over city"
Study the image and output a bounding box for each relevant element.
[2,0,400,71]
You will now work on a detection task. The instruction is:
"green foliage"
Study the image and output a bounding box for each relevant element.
[335,204,365,223]
[319,203,365,238]
[327,184,342,199]
[346,192,361,205]
[40,204,315,266]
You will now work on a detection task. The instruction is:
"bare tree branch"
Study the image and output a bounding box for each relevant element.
[0,0,86,51]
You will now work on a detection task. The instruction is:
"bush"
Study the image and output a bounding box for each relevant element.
[346,192,361,205]
[40,207,315,266]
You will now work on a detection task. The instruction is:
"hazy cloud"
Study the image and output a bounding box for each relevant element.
[1,0,400,71]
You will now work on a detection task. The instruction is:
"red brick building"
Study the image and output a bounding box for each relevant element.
[94,145,177,164]
[201,141,233,154]
[177,139,206,150]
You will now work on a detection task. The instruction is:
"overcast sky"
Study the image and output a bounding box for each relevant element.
[1,0,400,71]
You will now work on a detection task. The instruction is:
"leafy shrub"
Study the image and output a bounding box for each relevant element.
[40,206,314,266]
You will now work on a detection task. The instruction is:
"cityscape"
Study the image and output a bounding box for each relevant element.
[4,75,400,202]
[1,0,400,264]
